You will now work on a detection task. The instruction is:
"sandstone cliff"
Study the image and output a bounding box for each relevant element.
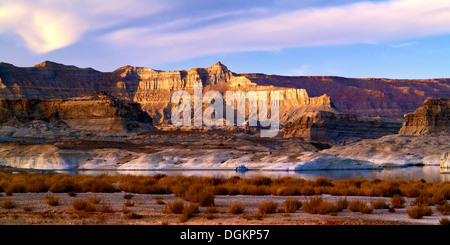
[283,111,402,142]
[398,97,450,135]
[0,92,152,133]
[1,61,449,121]
[241,74,450,117]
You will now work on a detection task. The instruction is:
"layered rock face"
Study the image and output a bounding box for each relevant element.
[398,97,450,135]
[283,111,402,142]
[1,61,449,123]
[0,92,152,133]
[242,74,450,117]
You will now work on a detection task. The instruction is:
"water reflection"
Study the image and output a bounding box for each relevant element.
[54,166,450,183]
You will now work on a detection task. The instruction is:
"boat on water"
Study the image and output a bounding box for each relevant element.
[235,165,248,173]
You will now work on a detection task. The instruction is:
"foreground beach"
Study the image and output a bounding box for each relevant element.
[0,192,448,225]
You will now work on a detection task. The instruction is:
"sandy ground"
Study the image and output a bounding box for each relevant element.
[0,192,448,225]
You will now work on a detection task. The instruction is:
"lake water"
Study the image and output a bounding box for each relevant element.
[48,165,450,183]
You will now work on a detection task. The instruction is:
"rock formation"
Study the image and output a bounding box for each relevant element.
[1,61,449,122]
[398,97,450,135]
[283,111,402,142]
[0,92,152,133]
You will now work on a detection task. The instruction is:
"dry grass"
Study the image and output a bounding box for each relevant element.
[229,202,245,214]
[87,195,103,204]
[390,195,406,208]
[1,199,15,209]
[285,198,302,213]
[1,173,449,201]
[99,200,114,213]
[182,203,199,219]
[370,200,390,209]
[72,199,96,212]
[406,206,430,219]
[440,218,450,225]
[22,204,32,212]
[167,200,185,214]
[437,202,450,215]
[303,196,337,215]
[258,200,278,214]
[45,194,60,206]
[335,197,349,211]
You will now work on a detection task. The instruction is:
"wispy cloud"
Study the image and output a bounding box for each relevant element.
[390,42,417,48]
[104,0,450,63]
[2,0,450,61]
[0,0,165,53]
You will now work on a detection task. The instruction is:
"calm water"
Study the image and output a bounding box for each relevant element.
[49,166,450,183]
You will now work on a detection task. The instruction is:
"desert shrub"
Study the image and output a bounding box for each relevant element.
[205,206,218,214]
[229,202,245,214]
[99,201,114,213]
[400,185,421,198]
[314,177,333,187]
[348,200,365,212]
[390,195,406,208]
[250,176,272,186]
[121,205,130,214]
[258,200,278,214]
[377,182,401,197]
[1,199,15,209]
[124,200,135,207]
[407,206,424,219]
[370,199,390,209]
[276,187,300,196]
[5,189,13,196]
[437,202,450,215]
[303,196,323,214]
[359,204,374,214]
[303,196,337,215]
[336,197,349,211]
[412,193,432,207]
[49,178,76,193]
[197,191,215,207]
[300,186,315,196]
[87,195,102,204]
[125,212,143,220]
[440,218,450,225]
[430,193,447,206]
[182,203,199,219]
[167,200,185,214]
[72,199,96,212]
[407,206,433,219]
[204,213,215,220]
[78,177,116,193]
[22,204,32,212]
[253,211,266,220]
[5,182,25,194]
[45,194,60,206]
[285,198,302,213]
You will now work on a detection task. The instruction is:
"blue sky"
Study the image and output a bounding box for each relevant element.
[1,0,450,78]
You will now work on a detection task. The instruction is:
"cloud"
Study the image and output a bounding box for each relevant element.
[0,0,165,53]
[104,0,450,63]
[3,0,450,61]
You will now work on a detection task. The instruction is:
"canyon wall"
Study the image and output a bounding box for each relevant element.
[0,92,152,133]
[398,97,450,135]
[1,61,448,125]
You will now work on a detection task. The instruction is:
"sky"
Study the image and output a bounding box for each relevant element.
[1,0,450,79]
